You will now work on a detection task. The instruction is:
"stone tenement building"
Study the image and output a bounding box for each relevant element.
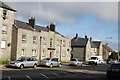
[0,2,16,61]
[11,17,71,62]
[0,2,71,62]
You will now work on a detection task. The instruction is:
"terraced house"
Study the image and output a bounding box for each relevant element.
[71,33,102,61]
[0,2,15,61]
[11,16,71,62]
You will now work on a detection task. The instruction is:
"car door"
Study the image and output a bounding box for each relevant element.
[51,58,58,66]
[25,58,32,67]
[30,57,37,66]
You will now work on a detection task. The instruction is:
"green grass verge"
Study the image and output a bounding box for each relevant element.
[0,61,10,64]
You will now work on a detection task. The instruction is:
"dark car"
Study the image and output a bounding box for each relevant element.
[107,58,118,64]
[106,63,120,78]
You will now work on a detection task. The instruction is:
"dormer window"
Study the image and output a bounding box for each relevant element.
[2,9,8,20]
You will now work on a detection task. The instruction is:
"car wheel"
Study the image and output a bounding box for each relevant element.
[77,63,79,66]
[50,64,53,68]
[33,64,37,68]
[20,64,24,69]
[59,64,62,67]
[80,64,82,66]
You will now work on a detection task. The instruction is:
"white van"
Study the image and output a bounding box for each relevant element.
[88,56,104,65]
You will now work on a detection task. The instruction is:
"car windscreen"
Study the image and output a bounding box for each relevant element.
[91,57,97,60]
[16,57,26,61]
[71,59,77,61]
[43,58,51,61]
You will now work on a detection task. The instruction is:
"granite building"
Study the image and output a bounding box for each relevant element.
[0,2,15,61]
[11,17,71,62]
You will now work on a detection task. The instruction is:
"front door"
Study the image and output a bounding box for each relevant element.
[50,52,52,58]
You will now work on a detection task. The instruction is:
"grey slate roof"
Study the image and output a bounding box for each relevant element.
[71,37,88,47]
[91,41,101,48]
[14,20,66,37]
[0,1,16,11]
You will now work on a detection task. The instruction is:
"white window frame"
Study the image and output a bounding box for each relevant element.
[63,40,66,47]
[32,50,37,56]
[33,36,37,43]
[56,39,59,46]
[50,38,53,47]
[22,34,26,41]
[43,37,46,45]
[42,50,46,57]
[56,51,59,57]
[21,49,25,56]
[2,24,7,33]
[3,9,8,19]
[1,40,6,49]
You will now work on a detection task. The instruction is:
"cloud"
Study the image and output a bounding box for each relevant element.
[5,2,118,26]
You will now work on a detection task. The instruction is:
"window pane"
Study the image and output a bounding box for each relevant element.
[22,49,25,56]
[32,50,36,56]
[1,41,6,48]
[56,51,59,57]
[2,25,7,32]
[50,39,52,47]
[33,36,36,41]
[22,35,26,40]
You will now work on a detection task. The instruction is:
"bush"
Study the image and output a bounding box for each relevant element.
[82,61,88,64]
[0,61,10,64]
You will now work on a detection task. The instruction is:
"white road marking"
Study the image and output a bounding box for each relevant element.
[41,73,49,79]
[26,75,32,80]
[52,73,60,77]
[8,77,11,80]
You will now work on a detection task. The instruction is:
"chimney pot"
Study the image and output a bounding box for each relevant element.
[75,33,78,39]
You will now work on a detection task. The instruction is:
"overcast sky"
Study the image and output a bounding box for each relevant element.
[5,1,118,51]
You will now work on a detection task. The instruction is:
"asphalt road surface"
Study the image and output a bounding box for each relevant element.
[1,64,110,80]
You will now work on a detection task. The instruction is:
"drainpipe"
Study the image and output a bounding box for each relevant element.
[60,40,62,62]
[39,37,42,60]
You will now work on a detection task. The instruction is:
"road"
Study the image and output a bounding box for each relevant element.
[1,64,110,80]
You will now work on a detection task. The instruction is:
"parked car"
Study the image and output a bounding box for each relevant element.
[9,57,38,69]
[69,58,83,66]
[107,58,118,64]
[106,63,120,78]
[39,58,62,68]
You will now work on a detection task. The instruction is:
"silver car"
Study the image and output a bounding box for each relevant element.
[39,58,62,68]
[69,58,83,66]
[9,57,38,69]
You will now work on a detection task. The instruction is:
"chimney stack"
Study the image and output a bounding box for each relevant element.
[50,23,56,31]
[85,35,87,39]
[29,16,35,29]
